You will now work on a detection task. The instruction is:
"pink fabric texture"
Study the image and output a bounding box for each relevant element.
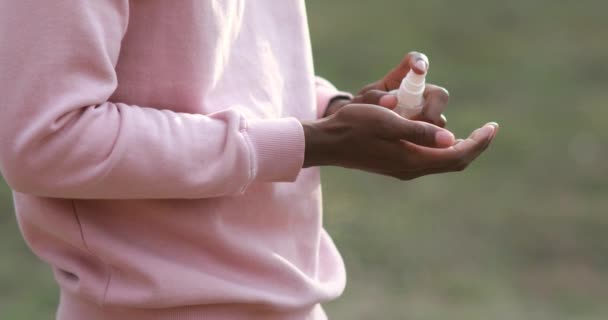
[0,1,348,319]
[315,77,353,119]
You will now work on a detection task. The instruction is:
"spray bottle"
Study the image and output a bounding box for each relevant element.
[394,61,427,119]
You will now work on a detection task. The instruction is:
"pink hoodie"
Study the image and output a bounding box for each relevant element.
[0,1,351,319]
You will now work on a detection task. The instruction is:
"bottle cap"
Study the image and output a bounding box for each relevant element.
[405,70,425,86]
[402,70,426,94]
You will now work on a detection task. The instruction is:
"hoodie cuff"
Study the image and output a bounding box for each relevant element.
[315,77,353,119]
[245,117,305,183]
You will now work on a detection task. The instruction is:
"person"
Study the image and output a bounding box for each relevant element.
[0,1,498,319]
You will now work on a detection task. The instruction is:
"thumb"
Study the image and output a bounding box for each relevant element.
[354,89,398,109]
[389,118,455,148]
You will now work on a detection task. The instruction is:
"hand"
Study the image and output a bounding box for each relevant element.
[303,104,499,180]
[352,51,450,127]
[324,89,397,118]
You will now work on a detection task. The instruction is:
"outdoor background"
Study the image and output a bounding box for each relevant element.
[1,0,607,319]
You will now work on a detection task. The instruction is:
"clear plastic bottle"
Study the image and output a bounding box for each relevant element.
[394,65,426,119]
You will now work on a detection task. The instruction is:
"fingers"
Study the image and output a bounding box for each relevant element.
[398,52,429,75]
[357,82,451,134]
[382,51,430,91]
[379,95,398,109]
[410,54,429,75]
[357,83,451,128]
[385,118,455,148]
[412,122,499,171]
[420,84,449,126]
[353,89,398,109]
[451,122,498,155]
[357,81,382,95]
[406,84,449,127]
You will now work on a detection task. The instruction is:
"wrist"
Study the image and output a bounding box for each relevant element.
[301,119,336,168]
[323,96,352,118]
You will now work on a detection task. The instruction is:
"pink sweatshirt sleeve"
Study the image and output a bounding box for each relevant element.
[315,76,353,119]
[0,0,304,199]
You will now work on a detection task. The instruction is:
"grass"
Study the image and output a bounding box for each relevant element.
[2,0,607,319]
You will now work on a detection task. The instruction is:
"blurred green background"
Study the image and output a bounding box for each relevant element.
[1,0,607,319]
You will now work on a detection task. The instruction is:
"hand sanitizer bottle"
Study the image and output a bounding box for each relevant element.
[394,61,427,119]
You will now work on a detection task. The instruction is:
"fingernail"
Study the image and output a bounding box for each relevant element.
[414,60,427,72]
[482,124,495,137]
[435,130,455,147]
[488,122,499,138]
[379,94,398,109]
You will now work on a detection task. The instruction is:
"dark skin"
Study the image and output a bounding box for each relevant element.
[326,52,447,125]
[302,52,499,180]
